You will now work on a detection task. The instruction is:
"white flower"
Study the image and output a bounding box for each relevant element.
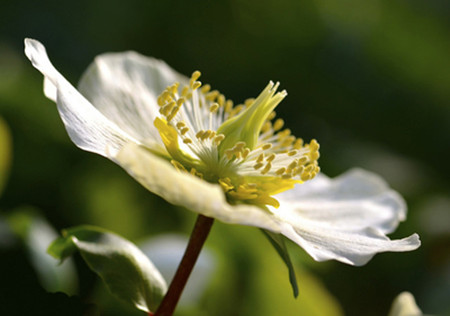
[24,38,420,266]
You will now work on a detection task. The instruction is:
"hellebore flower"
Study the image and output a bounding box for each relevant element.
[24,38,420,266]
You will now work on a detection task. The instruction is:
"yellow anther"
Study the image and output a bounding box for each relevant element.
[191,70,201,81]
[170,160,187,172]
[282,174,292,179]
[262,143,272,150]
[310,151,320,161]
[309,139,320,150]
[267,111,276,121]
[225,149,234,160]
[186,92,193,99]
[202,130,212,140]
[281,136,296,147]
[219,178,234,192]
[244,98,255,108]
[170,83,179,95]
[205,90,219,101]
[275,167,286,175]
[293,138,304,149]
[261,121,272,133]
[176,98,185,107]
[301,173,311,181]
[273,118,284,131]
[183,138,192,144]
[176,121,186,129]
[298,156,308,165]
[157,92,169,106]
[180,127,189,135]
[288,150,297,156]
[160,101,176,116]
[209,103,219,113]
[200,84,211,94]
[217,94,225,107]
[167,106,180,121]
[257,153,265,163]
[235,141,246,149]
[224,100,233,113]
[278,129,291,138]
[253,162,264,170]
[196,130,205,139]
[214,134,225,145]
[191,81,202,90]
[181,86,189,97]
[305,164,315,173]
[293,166,304,176]
[261,162,272,175]
[288,160,298,170]
[229,105,244,117]
[242,148,250,159]
[266,153,276,162]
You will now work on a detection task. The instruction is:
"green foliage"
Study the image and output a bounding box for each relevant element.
[49,225,167,313]
[6,207,77,294]
[262,229,299,297]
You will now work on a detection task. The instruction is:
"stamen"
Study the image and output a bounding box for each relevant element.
[254,162,264,170]
[214,134,225,145]
[256,153,265,163]
[191,81,202,90]
[180,127,189,135]
[191,70,201,81]
[261,162,272,174]
[266,153,276,162]
[171,160,187,172]
[273,118,284,131]
[176,121,186,129]
[209,103,220,113]
[201,84,211,94]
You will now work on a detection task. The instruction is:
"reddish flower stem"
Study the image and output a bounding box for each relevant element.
[154,215,214,316]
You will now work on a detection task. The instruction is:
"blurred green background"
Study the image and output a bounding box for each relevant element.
[1,0,449,315]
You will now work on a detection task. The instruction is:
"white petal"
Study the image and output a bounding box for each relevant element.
[113,143,280,232]
[276,169,407,234]
[24,38,137,157]
[273,169,420,266]
[280,221,420,266]
[78,51,188,144]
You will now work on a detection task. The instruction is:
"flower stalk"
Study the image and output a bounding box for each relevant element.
[154,215,214,316]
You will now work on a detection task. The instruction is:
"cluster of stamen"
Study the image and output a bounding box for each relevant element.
[154,70,320,207]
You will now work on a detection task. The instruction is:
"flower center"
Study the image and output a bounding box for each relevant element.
[154,71,320,208]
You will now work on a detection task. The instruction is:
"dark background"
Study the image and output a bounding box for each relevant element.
[0,0,449,315]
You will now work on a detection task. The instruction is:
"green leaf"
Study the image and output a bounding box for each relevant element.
[262,229,299,297]
[7,207,78,295]
[48,225,167,313]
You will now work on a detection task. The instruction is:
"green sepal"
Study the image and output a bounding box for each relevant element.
[48,225,167,313]
[262,229,299,298]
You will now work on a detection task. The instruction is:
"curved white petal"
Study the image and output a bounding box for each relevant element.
[280,221,419,266]
[276,169,407,234]
[78,52,188,144]
[113,143,280,232]
[273,169,420,266]
[24,38,138,157]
